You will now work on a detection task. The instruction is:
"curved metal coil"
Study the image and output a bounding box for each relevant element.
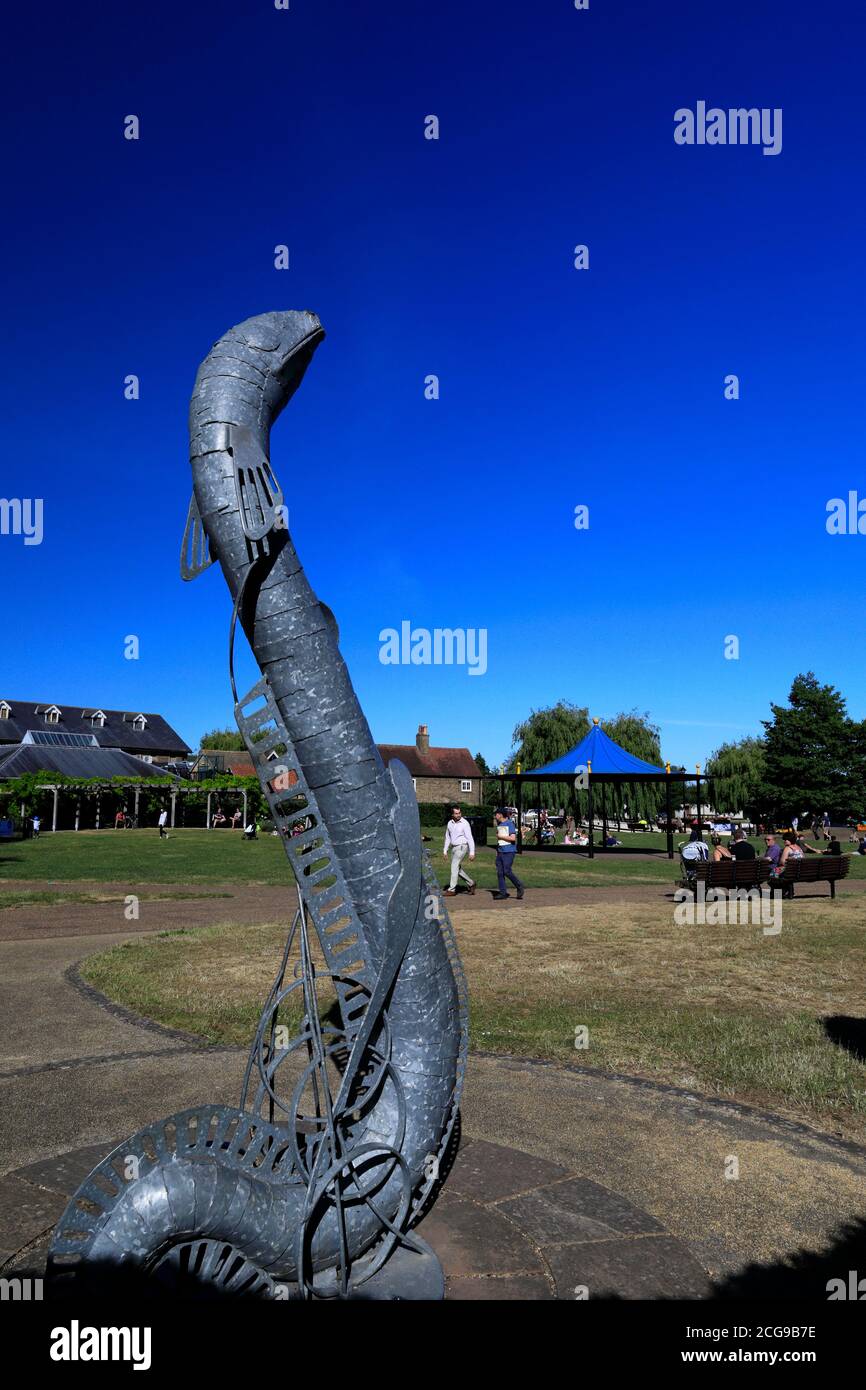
[48,311,469,1299]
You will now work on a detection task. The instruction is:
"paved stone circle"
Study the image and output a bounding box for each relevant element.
[0,1134,710,1300]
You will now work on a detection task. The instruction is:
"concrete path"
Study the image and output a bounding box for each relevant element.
[2,872,863,943]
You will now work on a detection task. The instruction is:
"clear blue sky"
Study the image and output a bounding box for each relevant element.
[3,0,864,770]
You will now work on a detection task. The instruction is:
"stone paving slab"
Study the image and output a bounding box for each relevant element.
[0,1174,68,1266]
[545,1235,713,1300]
[0,1135,711,1300]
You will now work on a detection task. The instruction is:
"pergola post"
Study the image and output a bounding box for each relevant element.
[170,789,177,829]
[207,790,213,829]
[52,786,59,832]
[515,779,522,852]
[695,766,702,835]
[601,779,607,850]
[665,767,673,859]
[587,766,594,859]
[242,788,248,826]
[134,785,141,827]
[95,792,101,831]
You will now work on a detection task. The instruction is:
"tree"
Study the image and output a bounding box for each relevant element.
[705,737,766,818]
[510,702,590,774]
[601,711,666,822]
[473,751,499,807]
[507,703,665,819]
[760,672,862,821]
[199,727,246,751]
[508,703,590,811]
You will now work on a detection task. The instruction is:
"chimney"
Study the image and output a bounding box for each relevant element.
[416,723,430,755]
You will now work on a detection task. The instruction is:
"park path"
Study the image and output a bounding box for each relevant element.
[2,873,864,942]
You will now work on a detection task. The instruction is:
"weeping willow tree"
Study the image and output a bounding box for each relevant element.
[507,703,667,820]
[506,703,589,811]
[705,737,766,818]
[602,711,666,822]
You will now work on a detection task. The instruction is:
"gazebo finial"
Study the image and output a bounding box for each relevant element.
[592,716,599,726]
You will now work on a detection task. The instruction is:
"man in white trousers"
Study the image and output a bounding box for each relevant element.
[443,805,476,896]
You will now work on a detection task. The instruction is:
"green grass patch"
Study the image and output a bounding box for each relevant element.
[12,826,859,890]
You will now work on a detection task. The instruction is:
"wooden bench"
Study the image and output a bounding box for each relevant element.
[679,854,850,898]
[679,859,770,894]
[769,854,851,899]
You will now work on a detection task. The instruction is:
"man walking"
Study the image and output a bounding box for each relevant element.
[158,808,169,839]
[493,808,524,900]
[443,806,475,896]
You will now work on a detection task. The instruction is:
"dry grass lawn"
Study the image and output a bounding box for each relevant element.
[81,895,866,1141]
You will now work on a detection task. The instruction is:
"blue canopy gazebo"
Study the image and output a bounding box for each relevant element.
[499,719,702,859]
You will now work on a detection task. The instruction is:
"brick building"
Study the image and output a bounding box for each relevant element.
[376,725,482,806]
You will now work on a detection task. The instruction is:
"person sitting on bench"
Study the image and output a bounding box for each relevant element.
[680,829,709,881]
[730,828,756,860]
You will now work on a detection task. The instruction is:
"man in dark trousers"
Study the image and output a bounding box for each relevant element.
[493,808,524,900]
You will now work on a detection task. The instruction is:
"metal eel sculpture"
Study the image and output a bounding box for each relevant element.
[47,311,468,1300]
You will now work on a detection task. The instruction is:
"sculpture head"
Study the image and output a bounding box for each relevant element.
[262,310,326,415]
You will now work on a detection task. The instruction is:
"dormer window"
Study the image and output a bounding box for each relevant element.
[0,702,10,720]
[44,705,61,725]
[90,710,106,728]
[132,714,147,732]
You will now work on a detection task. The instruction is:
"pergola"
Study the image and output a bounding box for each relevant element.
[0,779,249,832]
[490,720,705,860]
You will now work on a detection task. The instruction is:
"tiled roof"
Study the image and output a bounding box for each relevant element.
[0,700,190,755]
[377,745,481,779]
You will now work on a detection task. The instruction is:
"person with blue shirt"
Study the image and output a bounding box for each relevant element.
[493,808,524,900]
